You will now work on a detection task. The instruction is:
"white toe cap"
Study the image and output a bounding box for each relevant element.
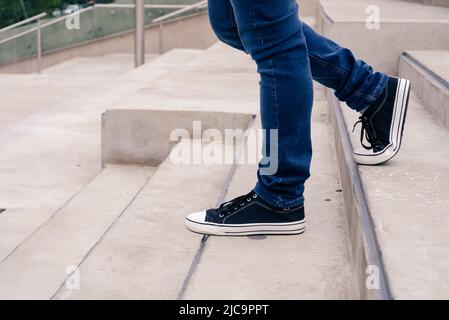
[185,210,207,224]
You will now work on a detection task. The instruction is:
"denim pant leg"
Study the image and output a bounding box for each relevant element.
[208,0,388,112]
[208,0,245,51]
[227,0,313,208]
[301,23,388,112]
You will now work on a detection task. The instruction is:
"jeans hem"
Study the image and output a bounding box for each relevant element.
[354,74,389,112]
[253,184,305,209]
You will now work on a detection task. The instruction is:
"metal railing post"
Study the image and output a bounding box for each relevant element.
[36,18,42,74]
[159,23,164,55]
[134,0,145,68]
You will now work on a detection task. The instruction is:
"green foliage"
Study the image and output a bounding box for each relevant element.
[0,0,114,28]
[0,1,26,28]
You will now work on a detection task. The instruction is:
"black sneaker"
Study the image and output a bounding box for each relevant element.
[353,77,411,165]
[185,191,305,236]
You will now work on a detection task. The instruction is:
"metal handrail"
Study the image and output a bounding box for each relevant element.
[0,2,207,46]
[95,4,190,9]
[0,12,47,34]
[0,1,209,72]
[152,0,207,23]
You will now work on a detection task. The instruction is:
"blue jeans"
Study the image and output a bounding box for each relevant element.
[208,0,388,208]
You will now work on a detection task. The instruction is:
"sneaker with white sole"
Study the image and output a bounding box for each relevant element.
[185,191,305,236]
[353,77,411,165]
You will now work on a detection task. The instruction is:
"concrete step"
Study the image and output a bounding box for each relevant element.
[54,141,236,299]
[123,48,203,76]
[316,0,449,74]
[400,0,449,9]
[182,92,358,300]
[107,43,259,116]
[335,91,449,299]
[0,49,205,266]
[298,0,318,17]
[42,54,158,77]
[0,43,260,299]
[0,166,155,299]
[54,86,360,299]
[399,50,449,130]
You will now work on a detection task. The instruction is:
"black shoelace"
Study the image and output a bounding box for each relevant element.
[218,192,258,217]
[353,116,381,150]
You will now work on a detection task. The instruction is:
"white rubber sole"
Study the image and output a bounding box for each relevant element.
[185,212,306,236]
[353,78,411,165]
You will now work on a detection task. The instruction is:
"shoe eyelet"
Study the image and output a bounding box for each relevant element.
[253,194,257,198]
[219,214,224,218]
[240,202,244,206]
[247,198,251,202]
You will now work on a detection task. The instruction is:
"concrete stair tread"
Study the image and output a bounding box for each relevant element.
[42,54,158,77]
[298,0,318,17]
[183,98,357,299]
[179,43,256,74]
[316,0,449,75]
[110,43,259,115]
[320,0,449,22]
[55,94,357,299]
[0,49,201,266]
[341,92,449,299]
[129,48,203,70]
[0,165,155,299]
[403,50,449,86]
[401,0,449,8]
[399,50,449,129]
[54,142,235,299]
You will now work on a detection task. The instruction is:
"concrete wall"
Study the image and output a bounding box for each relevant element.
[400,0,449,8]
[102,109,254,167]
[0,12,217,74]
[399,53,449,130]
[298,0,318,16]
[315,1,449,75]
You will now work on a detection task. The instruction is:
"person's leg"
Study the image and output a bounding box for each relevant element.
[185,0,311,236]
[230,0,313,208]
[207,1,410,166]
[207,1,387,113]
[207,0,245,52]
[301,22,388,112]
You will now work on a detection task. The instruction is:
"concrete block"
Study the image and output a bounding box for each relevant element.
[399,50,449,130]
[316,0,449,75]
[0,166,154,299]
[101,109,254,166]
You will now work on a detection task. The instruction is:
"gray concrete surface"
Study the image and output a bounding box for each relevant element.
[298,0,318,17]
[0,41,355,300]
[399,50,449,130]
[0,51,200,265]
[55,86,357,299]
[342,93,449,299]
[54,142,234,299]
[0,166,155,299]
[102,110,254,166]
[316,0,449,75]
[183,94,358,300]
[401,0,449,8]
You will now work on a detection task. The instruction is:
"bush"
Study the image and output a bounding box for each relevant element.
[0,0,114,28]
